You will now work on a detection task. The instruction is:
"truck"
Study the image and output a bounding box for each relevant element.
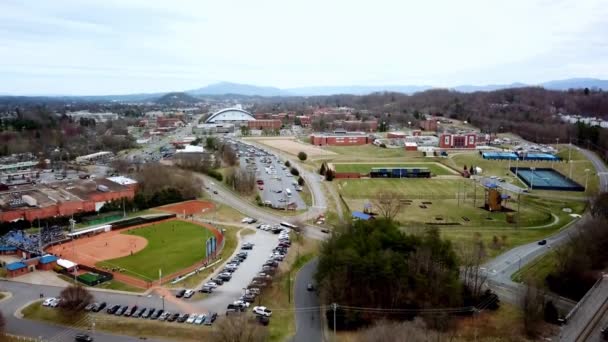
[285,188,292,197]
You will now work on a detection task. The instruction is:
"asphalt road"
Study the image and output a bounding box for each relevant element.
[559,276,608,341]
[292,259,322,342]
[578,147,608,192]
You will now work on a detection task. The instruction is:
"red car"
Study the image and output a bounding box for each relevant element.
[256,180,264,185]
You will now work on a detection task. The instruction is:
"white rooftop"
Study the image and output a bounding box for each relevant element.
[107,176,138,186]
[176,145,205,153]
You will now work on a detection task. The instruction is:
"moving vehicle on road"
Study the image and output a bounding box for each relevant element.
[280,221,298,229]
[74,334,93,342]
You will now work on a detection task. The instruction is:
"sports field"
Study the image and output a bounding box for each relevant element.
[97,220,215,281]
[333,162,456,175]
[337,178,468,199]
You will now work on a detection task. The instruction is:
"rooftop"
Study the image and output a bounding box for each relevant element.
[6,261,27,271]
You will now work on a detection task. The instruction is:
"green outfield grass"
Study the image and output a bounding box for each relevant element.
[325,145,423,159]
[97,220,215,281]
[333,162,456,175]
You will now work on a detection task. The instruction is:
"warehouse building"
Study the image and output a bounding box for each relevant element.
[0,177,136,222]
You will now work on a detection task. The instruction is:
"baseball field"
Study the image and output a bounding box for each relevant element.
[96,220,215,281]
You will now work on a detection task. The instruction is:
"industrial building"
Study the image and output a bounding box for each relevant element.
[0,177,136,222]
[205,108,256,125]
[420,119,438,131]
[192,123,235,135]
[439,133,477,149]
[310,131,371,146]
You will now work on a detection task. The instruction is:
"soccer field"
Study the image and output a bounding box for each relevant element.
[97,221,215,281]
[333,162,456,175]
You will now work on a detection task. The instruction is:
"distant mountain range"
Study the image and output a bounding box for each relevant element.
[1,78,607,102]
[184,78,608,97]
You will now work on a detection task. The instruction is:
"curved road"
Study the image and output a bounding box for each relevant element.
[483,147,608,313]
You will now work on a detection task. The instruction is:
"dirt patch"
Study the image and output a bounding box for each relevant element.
[258,138,337,157]
[158,200,215,216]
[47,230,148,267]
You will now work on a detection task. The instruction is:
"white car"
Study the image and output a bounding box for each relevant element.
[252,306,272,317]
[194,314,206,324]
[50,298,61,307]
[184,289,195,298]
[42,297,56,307]
[241,217,253,223]
[186,314,198,324]
[203,282,218,289]
[233,300,250,308]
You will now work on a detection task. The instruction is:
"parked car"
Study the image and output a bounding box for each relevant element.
[307,283,315,291]
[200,286,213,293]
[116,306,128,316]
[186,314,198,324]
[42,297,56,307]
[538,239,547,245]
[253,306,272,317]
[144,308,155,319]
[167,312,180,322]
[151,309,164,320]
[184,289,195,298]
[107,304,120,314]
[135,307,146,318]
[177,313,189,323]
[94,302,107,313]
[194,314,206,324]
[211,277,224,285]
[158,312,170,321]
[241,242,254,250]
[175,289,186,298]
[84,303,96,312]
[218,272,232,281]
[234,300,250,309]
[125,305,138,317]
[74,334,93,342]
[203,282,218,289]
[204,312,218,325]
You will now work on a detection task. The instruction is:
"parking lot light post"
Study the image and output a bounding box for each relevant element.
[161,295,165,311]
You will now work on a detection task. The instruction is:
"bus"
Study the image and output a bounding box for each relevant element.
[285,188,292,197]
[280,222,298,229]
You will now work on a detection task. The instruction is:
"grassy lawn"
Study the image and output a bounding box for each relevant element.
[58,274,145,293]
[165,225,243,288]
[299,184,313,207]
[337,178,468,199]
[0,268,7,278]
[259,236,319,342]
[333,162,456,175]
[97,220,214,281]
[511,251,559,284]
[198,203,245,223]
[325,145,421,159]
[21,300,213,341]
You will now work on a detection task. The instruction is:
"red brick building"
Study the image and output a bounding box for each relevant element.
[310,133,370,146]
[296,116,311,127]
[248,119,282,130]
[156,117,184,128]
[332,120,378,132]
[419,120,438,131]
[439,133,477,148]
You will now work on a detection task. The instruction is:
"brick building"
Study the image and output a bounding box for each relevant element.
[387,132,406,139]
[310,132,370,146]
[419,120,438,131]
[331,120,378,132]
[439,133,477,148]
[296,116,311,127]
[247,119,282,130]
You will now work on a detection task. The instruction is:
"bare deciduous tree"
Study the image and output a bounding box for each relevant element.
[461,239,487,299]
[521,279,546,338]
[372,191,402,221]
[58,285,93,322]
[213,315,268,342]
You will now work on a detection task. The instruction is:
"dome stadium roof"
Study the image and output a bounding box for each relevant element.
[205,108,255,123]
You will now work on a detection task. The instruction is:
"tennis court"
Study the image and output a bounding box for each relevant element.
[511,167,584,191]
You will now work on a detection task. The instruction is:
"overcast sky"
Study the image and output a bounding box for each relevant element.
[1,0,607,95]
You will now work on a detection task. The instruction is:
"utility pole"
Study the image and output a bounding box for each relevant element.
[473,178,477,208]
[288,269,291,304]
[332,303,338,341]
[569,140,573,178]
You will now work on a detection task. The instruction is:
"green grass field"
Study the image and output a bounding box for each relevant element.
[333,162,456,175]
[97,220,214,281]
[337,178,468,199]
[325,145,424,159]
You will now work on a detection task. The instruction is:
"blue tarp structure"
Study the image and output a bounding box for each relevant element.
[0,246,17,252]
[39,255,58,264]
[522,153,561,161]
[482,152,518,160]
[6,261,27,271]
[352,211,373,221]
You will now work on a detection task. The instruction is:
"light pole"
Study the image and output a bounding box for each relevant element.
[584,169,590,192]
[530,167,536,190]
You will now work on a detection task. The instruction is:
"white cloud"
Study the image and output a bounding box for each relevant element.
[0,0,606,94]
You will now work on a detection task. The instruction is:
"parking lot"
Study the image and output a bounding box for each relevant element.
[231,139,306,210]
